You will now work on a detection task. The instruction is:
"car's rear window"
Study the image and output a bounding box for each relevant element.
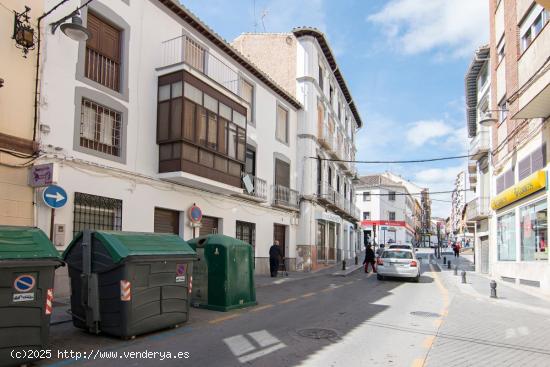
[389,245,411,249]
[382,251,413,259]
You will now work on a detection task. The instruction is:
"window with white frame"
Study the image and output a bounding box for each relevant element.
[275,105,289,143]
[498,98,508,123]
[496,36,505,63]
[363,212,371,220]
[389,211,396,221]
[80,98,122,157]
[363,192,371,201]
[520,5,549,52]
[318,63,324,91]
[241,79,254,124]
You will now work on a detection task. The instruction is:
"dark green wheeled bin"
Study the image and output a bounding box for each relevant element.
[0,226,62,367]
[188,234,256,312]
[63,230,197,338]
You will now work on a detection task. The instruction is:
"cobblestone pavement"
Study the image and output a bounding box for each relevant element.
[424,256,550,367]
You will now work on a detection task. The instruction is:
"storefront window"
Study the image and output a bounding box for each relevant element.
[497,212,516,261]
[520,200,547,261]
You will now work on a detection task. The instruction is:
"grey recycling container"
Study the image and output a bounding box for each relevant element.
[0,226,62,367]
[63,230,197,338]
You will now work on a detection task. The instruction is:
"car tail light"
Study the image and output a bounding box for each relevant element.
[377,258,384,265]
[410,260,418,267]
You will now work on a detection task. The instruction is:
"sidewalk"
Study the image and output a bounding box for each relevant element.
[424,254,550,367]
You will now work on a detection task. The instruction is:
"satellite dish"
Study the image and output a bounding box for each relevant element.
[242,174,254,194]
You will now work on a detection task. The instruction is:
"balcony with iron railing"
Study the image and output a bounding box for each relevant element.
[239,173,268,202]
[465,196,490,221]
[160,34,244,100]
[272,185,300,210]
[317,181,361,220]
[469,130,490,160]
[318,122,333,151]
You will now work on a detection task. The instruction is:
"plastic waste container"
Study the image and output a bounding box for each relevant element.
[63,230,197,338]
[188,234,256,312]
[0,226,62,367]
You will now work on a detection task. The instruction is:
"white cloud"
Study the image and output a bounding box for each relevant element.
[405,120,452,146]
[367,0,489,58]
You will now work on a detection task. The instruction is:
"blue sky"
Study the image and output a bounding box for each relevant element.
[182,0,489,217]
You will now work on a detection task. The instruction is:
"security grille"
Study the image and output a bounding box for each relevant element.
[73,192,122,237]
[80,98,122,156]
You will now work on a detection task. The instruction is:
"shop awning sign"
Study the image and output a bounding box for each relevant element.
[491,170,546,210]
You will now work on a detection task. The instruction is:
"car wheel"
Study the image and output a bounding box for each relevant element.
[412,274,420,283]
[377,274,384,280]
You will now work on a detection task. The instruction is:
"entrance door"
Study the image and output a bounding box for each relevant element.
[317,222,326,261]
[200,216,219,236]
[480,235,489,274]
[273,224,286,259]
[154,208,180,234]
[328,223,336,260]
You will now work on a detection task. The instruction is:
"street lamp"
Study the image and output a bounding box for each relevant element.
[54,13,91,41]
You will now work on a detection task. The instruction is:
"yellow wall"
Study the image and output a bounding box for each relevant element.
[0,0,42,226]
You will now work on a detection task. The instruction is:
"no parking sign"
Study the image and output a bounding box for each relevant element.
[13,274,36,292]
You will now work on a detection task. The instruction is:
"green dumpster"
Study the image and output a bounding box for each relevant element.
[63,230,197,338]
[0,226,62,367]
[188,234,256,312]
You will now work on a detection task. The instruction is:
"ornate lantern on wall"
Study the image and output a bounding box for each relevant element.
[12,6,36,57]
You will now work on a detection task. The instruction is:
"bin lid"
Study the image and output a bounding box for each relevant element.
[65,231,197,263]
[0,226,61,260]
[188,234,251,249]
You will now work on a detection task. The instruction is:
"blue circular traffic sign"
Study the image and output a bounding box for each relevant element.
[14,274,35,292]
[43,185,67,209]
[188,205,202,223]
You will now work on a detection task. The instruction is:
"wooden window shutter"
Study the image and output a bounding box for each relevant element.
[87,13,120,61]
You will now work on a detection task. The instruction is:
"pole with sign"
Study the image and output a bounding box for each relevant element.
[42,185,67,240]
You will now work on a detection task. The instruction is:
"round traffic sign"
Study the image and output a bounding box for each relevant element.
[14,274,36,292]
[42,185,67,209]
[188,205,202,224]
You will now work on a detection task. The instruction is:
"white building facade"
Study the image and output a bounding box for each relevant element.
[233,29,363,271]
[356,174,416,247]
[35,0,304,295]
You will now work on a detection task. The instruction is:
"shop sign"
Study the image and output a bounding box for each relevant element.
[315,211,342,223]
[491,170,546,210]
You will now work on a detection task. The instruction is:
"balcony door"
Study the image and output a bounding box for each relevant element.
[245,148,256,176]
[275,159,290,188]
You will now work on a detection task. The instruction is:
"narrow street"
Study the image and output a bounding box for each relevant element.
[37,251,439,366]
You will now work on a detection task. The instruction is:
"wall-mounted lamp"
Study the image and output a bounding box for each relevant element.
[12,6,36,57]
[51,11,91,42]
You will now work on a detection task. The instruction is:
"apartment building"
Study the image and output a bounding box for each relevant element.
[356,174,416,247]
[465,45,492,273]
[233,29,363,270]
[0,2,42,226]
[34,0,303,289]
[487,0,550,291]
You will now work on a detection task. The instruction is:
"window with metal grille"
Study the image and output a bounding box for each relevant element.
[80,98,122,156]
[236,221,256,249]
[73,192,122,237]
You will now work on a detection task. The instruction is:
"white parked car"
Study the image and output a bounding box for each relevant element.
[388,243,414,251]
[376,249,420,282]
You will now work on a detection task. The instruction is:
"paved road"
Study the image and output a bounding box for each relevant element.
[41,250,445,367]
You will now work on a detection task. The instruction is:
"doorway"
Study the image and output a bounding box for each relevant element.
[273,224,286,259]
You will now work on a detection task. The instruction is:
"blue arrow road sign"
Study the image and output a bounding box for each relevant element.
[43,185,67,209]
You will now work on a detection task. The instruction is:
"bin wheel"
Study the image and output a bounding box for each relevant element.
[121,335,136,341]
[173,324,180,328]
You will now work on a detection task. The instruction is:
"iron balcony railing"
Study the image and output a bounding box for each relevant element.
[466,197,490,221]
[272,185,300,209]
[469,130,490,160]
[241,173,268,201]
[85,47,120,92]
[160,34,242,98]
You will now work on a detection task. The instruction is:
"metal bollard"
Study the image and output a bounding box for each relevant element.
[461,270,466,283]
[355,256,358,265]
[443,256,447,265]
[454,265,458,276]
[342,259,346,271]
[490,280,497,298]
[447,260,451,269]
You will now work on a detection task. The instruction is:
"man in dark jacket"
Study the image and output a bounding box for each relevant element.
[269,240,283,277]
[363,244,376,273]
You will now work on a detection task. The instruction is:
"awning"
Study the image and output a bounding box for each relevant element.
[465,45,490,138]
[491,170,547,210]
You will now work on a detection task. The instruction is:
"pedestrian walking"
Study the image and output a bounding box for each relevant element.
[269,240,283,277]
[363,244,376,273]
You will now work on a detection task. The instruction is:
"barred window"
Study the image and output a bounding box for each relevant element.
[73,192,122,237]
[80,99,122,156]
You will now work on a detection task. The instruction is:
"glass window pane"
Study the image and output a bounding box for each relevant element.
[183,99,195,141]
[228,123,237,159]
[497,212,516,261]
[217,118,227,154]
[159,85,170,101]
[521,200,548,261]
[170,98,182,139]
[204,94,218,113]
[207,112,217,149]
[197,106,207,146]
[158,101,170,141]
[172,81,182,98]
[228,161,241,177]
[182,143,198,162]
[219,103,232,120]
[237,127,245,162]
[199,149,214,167]
[184,82,202,104]
[233,111,246,128]
[214,156,227,172]
[241,80,253,122]
[276,105,288,143]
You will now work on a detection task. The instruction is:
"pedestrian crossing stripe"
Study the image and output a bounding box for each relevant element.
[120,280,131,301]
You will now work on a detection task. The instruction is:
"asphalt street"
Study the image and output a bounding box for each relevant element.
[39,250,447,367]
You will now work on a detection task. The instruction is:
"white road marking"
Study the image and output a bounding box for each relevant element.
[223,334,256,357]
[224,330,287,364]
[238,343,286,363]
[248,330,280,348]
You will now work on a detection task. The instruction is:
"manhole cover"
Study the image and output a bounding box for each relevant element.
[410,311,441,318]
[297,328,338,340]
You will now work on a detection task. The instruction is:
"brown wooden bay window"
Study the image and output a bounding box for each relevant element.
[157,71,247,187]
